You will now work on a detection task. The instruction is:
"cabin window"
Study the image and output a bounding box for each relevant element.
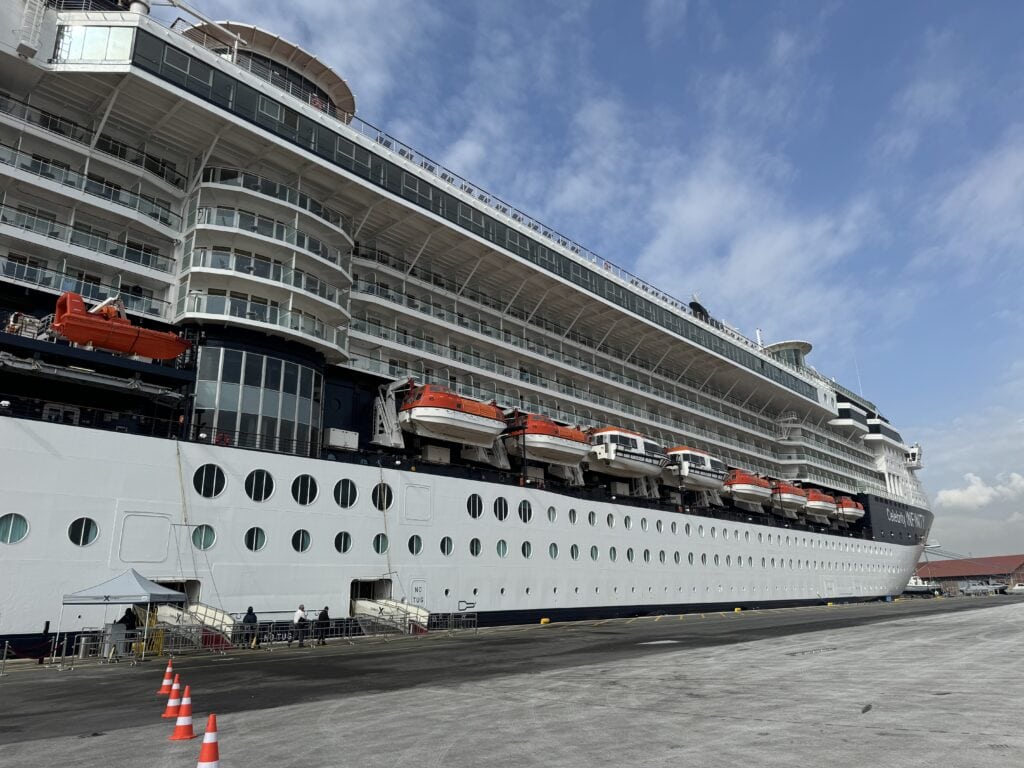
[590,546,599,562]
[547,506,557,523]
[67,517,98,547]
[626,548,635,563]
[624,516,632,530]
[496,539,508,558]
[191,525,216,551]
[606,513,615,528]
[0,513,29,544]
[373,533,389,555]
[588,511,597,527]
[568,509,578,525]
[244,526,266,552]
[334,479,357,508]
[292,474,318,505]
[641,518,649,532]
[193,464,226,498]
[494,497,509,521]
[439,536,453,556]
[467,494,483,519]
[469,538,481,557]
[292,529,311,553]
[372,482,393,511]
[643,549,652,564]
[521,541,533,559]
[609,546,617,562]
[334,531,352,554]
[570,544,580,561]
[518,500,532,524]
[408,535,422,556]
[245,469,274,502]
[548,542,558,559]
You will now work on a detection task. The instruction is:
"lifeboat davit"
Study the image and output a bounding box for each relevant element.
[837,497,865,522]
[398,383,505,447]
[51,292,189,360]
[586,427,667,478]
[663,446,727,490]
[771,481,807,512]
[805,489,838,517]
[503,412,590,466]
[721,470,772,504]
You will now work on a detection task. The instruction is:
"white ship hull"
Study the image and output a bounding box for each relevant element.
[0,419,923,637]
[504,433,590,466]
[399,407,504,447]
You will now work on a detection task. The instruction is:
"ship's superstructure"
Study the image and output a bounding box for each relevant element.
[0,0,931,640]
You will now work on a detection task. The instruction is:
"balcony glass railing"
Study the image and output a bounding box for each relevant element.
[0,142,181,228]
[0,256,169,318]
[179,293,346,352]
[196,206,346,268]
[0,93,187,189]
[201,167,348,233]
[0,204,174,273]
[185,248,349,308]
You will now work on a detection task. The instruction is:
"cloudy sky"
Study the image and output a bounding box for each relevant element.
[189,0,1024,557]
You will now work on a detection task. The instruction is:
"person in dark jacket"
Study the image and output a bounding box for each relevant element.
[117,607,138,631]
[316,606,330,646]
[241,606,259,648]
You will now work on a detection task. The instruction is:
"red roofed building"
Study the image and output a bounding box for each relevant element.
[916,555,1024,596]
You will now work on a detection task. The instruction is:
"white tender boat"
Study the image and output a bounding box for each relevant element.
[662,446,727,490]
[586,428,667,478]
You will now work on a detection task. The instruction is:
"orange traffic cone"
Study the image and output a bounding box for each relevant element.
[196,713,220,768]
[169,685,197,740]
[157,659,174,694]
[161,674,182,718]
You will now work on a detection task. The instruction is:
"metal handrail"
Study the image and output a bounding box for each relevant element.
[201,167,348,232]
[196,206,347,267]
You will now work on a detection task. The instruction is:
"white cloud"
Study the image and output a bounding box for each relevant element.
[644,0,689,48]
[934,472,1024,511]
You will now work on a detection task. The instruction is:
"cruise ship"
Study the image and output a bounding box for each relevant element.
[0,0,932,643]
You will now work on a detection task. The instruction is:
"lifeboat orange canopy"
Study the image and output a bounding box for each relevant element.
[51,292,190,361]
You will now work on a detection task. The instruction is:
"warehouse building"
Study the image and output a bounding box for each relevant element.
[916,554,1024,596]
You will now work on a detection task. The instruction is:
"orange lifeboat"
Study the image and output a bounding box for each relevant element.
[397,383,505,447]
[771,481,807,512]
[503,412,589,466]
[721,470,772,504]
[50,292,189,361]
[805,489,838,517]
[837,497,865,522]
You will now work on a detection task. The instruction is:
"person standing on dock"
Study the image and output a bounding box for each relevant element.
[289,604,307,647]
[316,606,330,645]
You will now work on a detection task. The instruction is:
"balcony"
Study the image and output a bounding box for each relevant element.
[0,204,174,275]
[0,142,181,229]
[0,256,170,319]
[194,206,348,272]
[178,292,347,361]
[184,247,350,315]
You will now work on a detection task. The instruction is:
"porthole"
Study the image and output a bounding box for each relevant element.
[744,531,750,542]
[574,587,580,594]
[570,544,580,561]
[568,508,578,525]
[372,482,393,511]
[292,529,311,553]
[444,588,451,597]
[521,541,533,559]
[547,505,557,523]
[0,513,28,544]
[244,469,274,502]
[734,529,740,540]
[467,494,483,519]
[193,464,225,498]
[624,515,632,530]
[701,553,708,566]
[440,536,453,556]
[334,531,352,553]
[292,474,318,505]
[590,545,599,562]
[627,547,635,563]
[688,552,694,565]
[494,497,509,521]
[548,542,558,559]
[748,556,753,567]
[606,513,615,528]
[643,549,651,563]
[698,525,704,537]
[641,517,648,531]
[671,521,677,534]
[656,520,663,533]
[68,517,98,546]
[334,478,357,508]
[674,551,681,565]
[500,587,505,595]
[469,537,481,557]
[725,555,731,566]
[588,510,597,527]
[244,526,266,552]
[659,550,666,564]
[711,526,716,538]
[497,539,508,558]
[191,524,216,551]
[373,533,389,554]
[609,546,617,562]
[518,500,533,524]
[409,534,423,555]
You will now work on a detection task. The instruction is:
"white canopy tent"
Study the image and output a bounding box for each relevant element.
[55,570,186,662]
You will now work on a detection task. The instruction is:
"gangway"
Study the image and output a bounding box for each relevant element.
[352,599,430,635]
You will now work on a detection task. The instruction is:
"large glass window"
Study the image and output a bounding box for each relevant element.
[55,26,134,63]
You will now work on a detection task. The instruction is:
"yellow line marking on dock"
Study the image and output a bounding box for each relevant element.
[655,615,663,622]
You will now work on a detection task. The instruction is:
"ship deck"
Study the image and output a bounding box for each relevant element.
[3,596,1022,766]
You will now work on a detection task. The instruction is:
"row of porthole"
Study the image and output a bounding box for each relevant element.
[193,464,393,510]
[190,466,895,560]
[439,582,893,599]
[0,513,97,547]
[186,523,900,575]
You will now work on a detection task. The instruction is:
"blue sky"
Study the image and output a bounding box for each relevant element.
[197,0,1024,557]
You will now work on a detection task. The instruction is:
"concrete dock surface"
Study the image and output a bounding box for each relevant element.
[1,596,1022,768]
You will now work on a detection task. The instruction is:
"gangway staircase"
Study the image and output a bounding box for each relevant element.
[352,599,430,636]
[155,602,235,652]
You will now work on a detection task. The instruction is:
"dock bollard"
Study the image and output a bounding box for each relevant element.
[539,618,550,625]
